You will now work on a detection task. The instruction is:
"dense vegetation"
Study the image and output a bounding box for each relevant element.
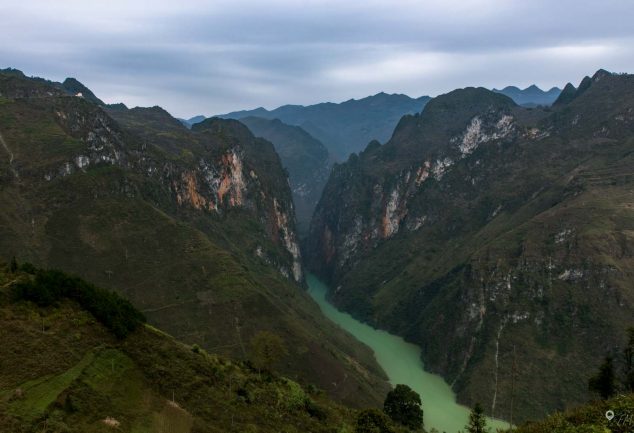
[514,393,634,433]
[383,384,424,430]
[12,263,145,338]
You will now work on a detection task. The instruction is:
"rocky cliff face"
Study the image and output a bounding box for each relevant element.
[237,116,332,237]
[307,71,634,421]
[0,70,391,407]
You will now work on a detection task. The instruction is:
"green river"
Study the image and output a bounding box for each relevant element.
[307,274,509,433]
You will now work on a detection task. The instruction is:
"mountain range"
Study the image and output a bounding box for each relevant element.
[179,86,561,164]
[493,85,561,107]
[2,64,633,431]
[0,69,390,408]
[307,69,634,422]
[205,93,431,160]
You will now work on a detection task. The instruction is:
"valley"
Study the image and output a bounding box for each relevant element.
[1,65,633,432]
[307,273,509,433]
[306,69,634,422]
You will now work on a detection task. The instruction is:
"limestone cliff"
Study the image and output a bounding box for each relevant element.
[307,72,634,421]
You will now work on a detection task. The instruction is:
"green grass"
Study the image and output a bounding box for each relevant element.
[8,351,95,420]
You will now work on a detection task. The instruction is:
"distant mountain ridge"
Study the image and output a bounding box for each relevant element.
[196,92,431,160]
[493,84,561,106]
[238,116,332,237]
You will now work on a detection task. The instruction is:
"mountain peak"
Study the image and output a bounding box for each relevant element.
[592,68,612,82]
[493,84,561,106]
[553,82,577,105]
[61,77,105,106]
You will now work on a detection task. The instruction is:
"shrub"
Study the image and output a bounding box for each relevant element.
[355,408,393,433]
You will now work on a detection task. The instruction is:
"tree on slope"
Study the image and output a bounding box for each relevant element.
[588,356,616,399]
[466,403,489,433]
[383,384,423,430]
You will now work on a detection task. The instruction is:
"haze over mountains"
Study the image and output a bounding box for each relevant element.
[216,93,431,161]
[181,85,562,163]
[493,85,562,107]
[237,116,331,237]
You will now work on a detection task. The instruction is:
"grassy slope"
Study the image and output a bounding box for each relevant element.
[0,265,362,433]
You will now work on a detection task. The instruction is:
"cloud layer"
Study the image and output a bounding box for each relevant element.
[2,0,633,117]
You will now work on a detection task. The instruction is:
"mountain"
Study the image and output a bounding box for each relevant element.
[493,84,561,107]
[61,78,106,106]
[178,115,207,128]
[0,264,365,433]
[0,69,391,407]
[237,116,332,237]
[213,92,431,160]
[307,70,634,422]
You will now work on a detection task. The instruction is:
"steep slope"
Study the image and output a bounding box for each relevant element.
[238,116,332,237]
[514,393,634,433]
[307,70,634,422]
[493,85,561,107]
[0,70,391,407]
[0,264,361,433]
[215,92,431,160]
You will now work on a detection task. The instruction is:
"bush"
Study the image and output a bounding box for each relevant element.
[355,409,393,433]
[13,268,145,338]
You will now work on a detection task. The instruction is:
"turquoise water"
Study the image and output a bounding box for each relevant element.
[306,273,509,433]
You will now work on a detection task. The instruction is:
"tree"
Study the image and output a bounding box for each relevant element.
[623,328,634,392]
[466,403,488,433]
[383,384,423,429]
[355,408,393,433]
[588,356,616,399]
[249,331,288,372]
[9,256,18,273]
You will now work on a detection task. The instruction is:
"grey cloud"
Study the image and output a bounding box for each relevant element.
[2,0,634,117]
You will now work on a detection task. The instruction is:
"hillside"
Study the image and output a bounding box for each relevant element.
[237,116,332,237]
[307,70,634,422]
[0,264,361,433]
[215,92,431,160]
[0,69,391,407]
[513,393,634,433]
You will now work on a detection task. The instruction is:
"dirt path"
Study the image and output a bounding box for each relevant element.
[0,129,18,179]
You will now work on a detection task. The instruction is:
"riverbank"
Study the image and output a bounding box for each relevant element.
[306,273,509,433]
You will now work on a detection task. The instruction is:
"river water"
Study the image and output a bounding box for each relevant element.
[307,273,509,433]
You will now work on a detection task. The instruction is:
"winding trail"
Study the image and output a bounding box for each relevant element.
[0,129,18,179]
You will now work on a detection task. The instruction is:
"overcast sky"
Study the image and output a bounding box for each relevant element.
[2,0,633,118]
